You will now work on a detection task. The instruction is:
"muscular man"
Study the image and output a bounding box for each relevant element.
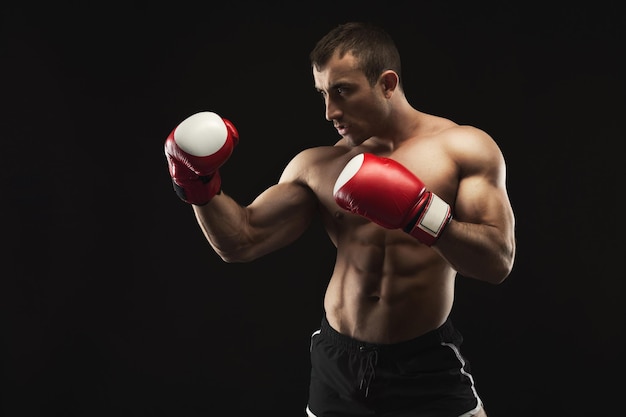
[164,22,516,417]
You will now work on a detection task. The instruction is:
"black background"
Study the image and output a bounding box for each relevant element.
[2,1,624,416]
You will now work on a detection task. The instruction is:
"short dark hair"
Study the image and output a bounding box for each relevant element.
[310,22,402,88]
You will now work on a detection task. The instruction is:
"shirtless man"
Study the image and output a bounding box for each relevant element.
[164,21,516,417]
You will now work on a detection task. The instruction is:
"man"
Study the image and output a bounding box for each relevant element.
[164,22,516,417]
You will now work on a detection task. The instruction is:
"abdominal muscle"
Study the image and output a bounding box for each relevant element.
[324,224,457,344]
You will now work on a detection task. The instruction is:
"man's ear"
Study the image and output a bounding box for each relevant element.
[380,70,399,97]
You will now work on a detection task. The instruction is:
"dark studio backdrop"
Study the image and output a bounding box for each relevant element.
[2,1,624,416]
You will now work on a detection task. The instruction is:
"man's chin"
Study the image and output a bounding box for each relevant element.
[344,135,365,147]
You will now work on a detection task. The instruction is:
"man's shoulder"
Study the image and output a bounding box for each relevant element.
[433,122,494,146]
[438,125,505,169]
[292,143,349,163]
[280,144,348,182]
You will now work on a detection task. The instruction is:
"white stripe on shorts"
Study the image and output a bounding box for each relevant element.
[305,404,317,417]
[442,342,484,417]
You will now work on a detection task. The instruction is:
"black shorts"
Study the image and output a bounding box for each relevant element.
[306,316,483,417]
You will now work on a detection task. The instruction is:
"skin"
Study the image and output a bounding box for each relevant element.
[192,50,515,416]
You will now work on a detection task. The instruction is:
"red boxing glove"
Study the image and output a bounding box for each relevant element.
[333,153,452,246]
[164,111,239,205]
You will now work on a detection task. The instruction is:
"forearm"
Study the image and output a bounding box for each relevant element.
[192,182,318,263]
[433,220,515,284]
[192,191,253,262]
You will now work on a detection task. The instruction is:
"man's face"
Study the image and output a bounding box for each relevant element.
[313,51,388,146]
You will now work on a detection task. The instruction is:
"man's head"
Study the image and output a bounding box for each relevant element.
[310,22,405,145]
[310,22,402,89]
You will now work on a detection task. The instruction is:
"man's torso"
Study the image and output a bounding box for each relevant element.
[292,114,464,343]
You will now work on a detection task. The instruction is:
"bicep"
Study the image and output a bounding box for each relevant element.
[452,131,515,233]
[455,174,513,230]
[244,181,318,257]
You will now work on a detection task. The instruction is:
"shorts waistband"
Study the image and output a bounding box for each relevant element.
[319,315,460,355]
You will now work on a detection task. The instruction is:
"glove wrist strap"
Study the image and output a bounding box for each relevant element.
[405,192,452,246]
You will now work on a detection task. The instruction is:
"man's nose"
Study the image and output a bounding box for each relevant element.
[325,99,341,122]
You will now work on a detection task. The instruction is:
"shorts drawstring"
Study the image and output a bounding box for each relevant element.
[357,346,378,398]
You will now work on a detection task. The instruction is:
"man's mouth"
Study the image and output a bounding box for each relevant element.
[335,124,347,135]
